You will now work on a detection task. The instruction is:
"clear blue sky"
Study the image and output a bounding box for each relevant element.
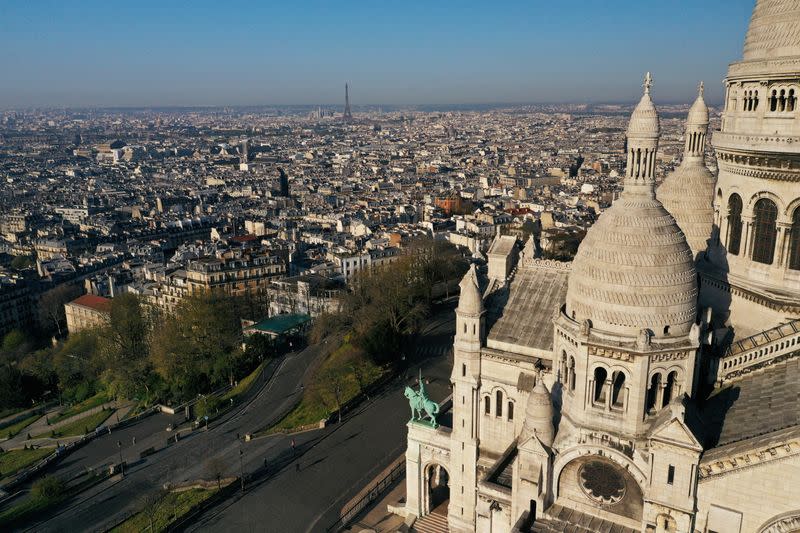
[0,0,755,108]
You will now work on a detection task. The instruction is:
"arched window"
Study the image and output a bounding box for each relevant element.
[507,401,514,421]
[484,396,491,415]
[789,207,800,271]
[727,194,743,255]
[568,357,576,392]
[663,325,670,336]
[593,367,607,404]
[754,90,759,110]
[770,89,778,111]
[646,373,661,413]
[780,89,787,111]
[788,89,795,112]
[611,371,626,408]
[663,371,679,407]
[495,390,503,417]
[752,198,778,264]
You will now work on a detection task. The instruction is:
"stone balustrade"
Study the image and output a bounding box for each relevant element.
[718,319,800,382]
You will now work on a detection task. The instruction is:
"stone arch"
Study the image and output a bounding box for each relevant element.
[553,448,646,524]
[726,192,744,255]
[790,206,800,271]
[591,365,609,404]
[746,190,786,218]
[422,461,450,515]
[752,197,779,264]
[756,510,800,533]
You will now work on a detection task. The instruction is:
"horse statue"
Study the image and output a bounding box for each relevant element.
[404,385,440,427]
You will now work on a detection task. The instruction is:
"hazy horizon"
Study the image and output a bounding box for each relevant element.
[0,0,755,108]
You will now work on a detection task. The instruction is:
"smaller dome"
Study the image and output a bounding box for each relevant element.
[458,264,483,316]
[520,378,554,447]
[626,72,660,139]
[687,82,709,125]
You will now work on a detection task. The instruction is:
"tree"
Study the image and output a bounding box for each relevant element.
[204,456,228,490]
[10,255,34,270]
[38,284,81,337]
[0,364,26,408]
[97,294,151,398]
[1,330,29,360]
[136,487,170,533]
[31,476,66,503]
[316,365,349,423]
[150,292,243,403]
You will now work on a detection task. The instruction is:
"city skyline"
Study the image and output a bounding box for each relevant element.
[0,0,755,108]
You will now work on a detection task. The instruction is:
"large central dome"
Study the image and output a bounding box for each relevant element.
[566,75,697,338]
[742,0,800,61]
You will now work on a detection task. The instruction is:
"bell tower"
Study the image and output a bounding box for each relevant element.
[448,264,484,532]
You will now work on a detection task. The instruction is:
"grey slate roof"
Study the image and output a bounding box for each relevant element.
[699,356,800,449]
[487,263,569,353]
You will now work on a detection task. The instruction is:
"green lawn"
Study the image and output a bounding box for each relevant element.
[0,448,54,479]
[0,472,105,528]
[221,362,264,402]
[0,407,26,421]
[49,392,110,424]
[0,491,66,527]
[34,409,113,439]
[110,488,218,533]
[269,341,386,432]
[2,413,41,439]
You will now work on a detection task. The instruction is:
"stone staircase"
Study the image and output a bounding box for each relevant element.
[532,503,639,533]
[412,510,449,533]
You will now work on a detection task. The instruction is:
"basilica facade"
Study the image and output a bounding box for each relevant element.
[402,1,800,532]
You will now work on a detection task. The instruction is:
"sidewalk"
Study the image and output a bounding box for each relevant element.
[344,477,407,532]
[1,401,131,450]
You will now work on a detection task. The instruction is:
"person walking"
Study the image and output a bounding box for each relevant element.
[291,438,296,454]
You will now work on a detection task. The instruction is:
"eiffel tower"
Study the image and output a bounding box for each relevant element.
[343,83,353,121]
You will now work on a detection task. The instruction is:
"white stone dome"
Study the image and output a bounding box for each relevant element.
[657,161,716,260]
[626,74,660,139]
[686,87,709,126]
[567,77,697,338]
[520,378,554,446]
[742,0,800,61]
[458,264,483,316]
[566,197,697,337]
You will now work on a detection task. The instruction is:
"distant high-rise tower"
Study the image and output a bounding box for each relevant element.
[278,167,290,197]
[240,139,249,164]
[343,83,353,121]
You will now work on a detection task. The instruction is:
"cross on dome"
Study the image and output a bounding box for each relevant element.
[698,80,704,97]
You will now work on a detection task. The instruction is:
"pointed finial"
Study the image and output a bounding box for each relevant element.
[698,81,705,98]
[643,72,653,95]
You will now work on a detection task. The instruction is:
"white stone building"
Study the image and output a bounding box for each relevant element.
[401,3,800,532]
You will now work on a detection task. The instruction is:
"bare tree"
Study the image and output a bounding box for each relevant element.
[38,284,81,337]
[204,456,228,490]
[136,487,170,532]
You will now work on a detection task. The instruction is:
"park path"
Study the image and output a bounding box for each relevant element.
[1,400,131,450]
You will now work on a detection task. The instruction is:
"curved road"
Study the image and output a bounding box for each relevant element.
[19,304,455,532]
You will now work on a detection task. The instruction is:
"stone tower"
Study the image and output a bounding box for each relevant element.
[657,83,716,261]
[707,0,800,335]
[554,75,703,532]
[448,264,485,531]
